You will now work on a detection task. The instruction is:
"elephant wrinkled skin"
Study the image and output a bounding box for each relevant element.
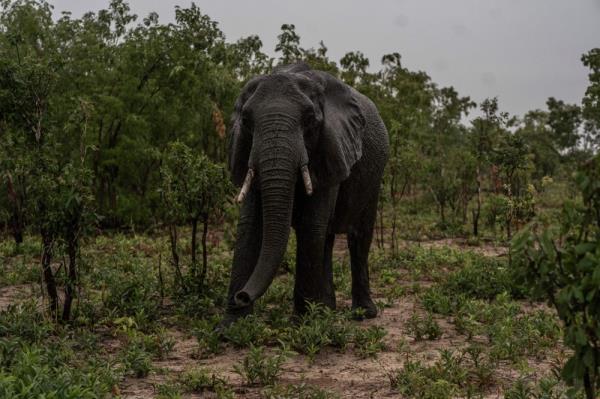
[220,62,389,328]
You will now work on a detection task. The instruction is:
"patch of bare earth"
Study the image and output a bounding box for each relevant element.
[0,284,36,311]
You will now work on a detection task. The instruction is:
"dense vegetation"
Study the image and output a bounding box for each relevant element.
[1,0,600,398]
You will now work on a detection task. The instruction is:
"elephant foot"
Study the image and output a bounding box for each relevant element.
[351,297,378,320]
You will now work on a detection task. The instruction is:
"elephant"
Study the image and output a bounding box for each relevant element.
[220,62,389,328]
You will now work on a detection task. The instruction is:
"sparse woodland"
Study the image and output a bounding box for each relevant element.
[1,1,600,398]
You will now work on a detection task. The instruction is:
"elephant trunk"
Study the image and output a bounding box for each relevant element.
[234,128,299,307]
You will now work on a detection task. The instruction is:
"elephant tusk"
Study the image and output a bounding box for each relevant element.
[301,165,313,196]
[236,168,254,203]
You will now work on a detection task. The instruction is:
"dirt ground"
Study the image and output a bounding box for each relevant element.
[0,237,557,398]
[110,238,554,399]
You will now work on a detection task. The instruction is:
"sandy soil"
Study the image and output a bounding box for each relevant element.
[118,290,559,398]
[0,238,557,398]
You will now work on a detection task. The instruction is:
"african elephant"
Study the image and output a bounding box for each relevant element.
[221,62,389,327]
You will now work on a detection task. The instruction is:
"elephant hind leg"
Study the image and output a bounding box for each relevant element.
[347,202,378,319]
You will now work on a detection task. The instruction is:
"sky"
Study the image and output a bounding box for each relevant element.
[51,0,600,118]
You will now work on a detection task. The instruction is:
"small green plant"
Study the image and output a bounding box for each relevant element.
[285,303,355,361]
[194,319,224,357]
[179,367,233,396]
[122,344,153,378]
[223,315,272,348]
[405,311,442,341]
[420,288,459,315]
[156,382,183,399]
[263,383,339,398]
[389,359,459,399]
[504,378,533,399]
[354,325,387,358]
[234,344,292,386]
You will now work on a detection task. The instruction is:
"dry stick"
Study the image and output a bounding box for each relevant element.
[200,213,209,287]
[169,224,182,284]
[157,253,164,305]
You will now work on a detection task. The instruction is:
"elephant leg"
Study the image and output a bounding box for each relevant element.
[220,189,262,328]
[294,224,336,315]
[323,232,336,307]
[347,202,378,319]
[293,188,338,315]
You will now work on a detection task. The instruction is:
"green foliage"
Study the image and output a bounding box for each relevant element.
[179,367,233,396]
[223,315,272,348]
[513,156,600,398]
[159,142,231,227]
[389,359,459,399]
[404,312,442,341]
[233,344,292,386]
[121,342,153,378]
[353,325,387,358]
[581,48,600,149]
[389,347,499,398]
[263,383,339,399]
[0,302,117,398]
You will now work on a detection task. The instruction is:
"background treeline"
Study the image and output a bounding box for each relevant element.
[1,0,598,245]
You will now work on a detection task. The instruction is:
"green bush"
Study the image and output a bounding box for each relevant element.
[513,156,600,398]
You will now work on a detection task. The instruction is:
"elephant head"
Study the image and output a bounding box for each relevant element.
[228,63,365,307]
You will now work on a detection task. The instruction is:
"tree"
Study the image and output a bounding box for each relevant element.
[469,98,514,236]
[546,97,582,152]
[581,48,600,151]
[340,51,370,86]
[275,24,302,64]
[0,0,97,321]
[513,156,600,399]
[159,142,233,292]
[493,132,533,239]
[426,86,475,227]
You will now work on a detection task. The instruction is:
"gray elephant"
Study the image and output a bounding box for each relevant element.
[221,62,389,327]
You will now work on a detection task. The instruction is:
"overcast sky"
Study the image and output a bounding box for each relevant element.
[52,0,600,117]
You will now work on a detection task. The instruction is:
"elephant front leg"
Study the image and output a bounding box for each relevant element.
[294,224,336,315]
[293,187,338,316]
[220,190,262,328]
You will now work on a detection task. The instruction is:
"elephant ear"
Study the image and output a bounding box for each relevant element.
[303,71,365,187]
[228,76,264,187]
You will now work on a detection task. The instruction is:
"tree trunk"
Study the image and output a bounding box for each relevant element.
[191,217,198,276]
[584,370,595,399]
[62,233,78,322]
[473,165,482,236]
[169,224,182,283]
[390,170,398,254]
[440,201,446,225]
[41,231,59,318]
